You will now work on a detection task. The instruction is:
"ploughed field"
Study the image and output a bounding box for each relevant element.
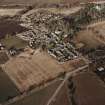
[0,19,28,38]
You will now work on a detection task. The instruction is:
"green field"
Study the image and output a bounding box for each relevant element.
[0,35,28,49]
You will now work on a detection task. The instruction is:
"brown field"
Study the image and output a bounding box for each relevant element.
[74,22,105,52]
[0,67,20,103]
[74,22,105,51]
[50,82,71,105]
[7,80,62,105]
[0,19,28,39]
[91,22,105,44]
[2,50,87,92]
[41,7,81,15]
[0,0,103,7]
[0,51,9,64]
[0,9,22,16]
[1,35,28,49]
[73,71,105,105]
[75,30,103,49]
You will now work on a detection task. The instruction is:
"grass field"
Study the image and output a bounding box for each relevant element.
[0,35,28,49]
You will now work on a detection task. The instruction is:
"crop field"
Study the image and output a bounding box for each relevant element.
[91,22,105,45]
[0,9,22,16]
[7,80,62,105]
[0,35,28,49]
[0,67,20,103]
[74,21,105,52]
[2,50,87,92]
[2,51,65,92]
[50,82,71,105]
[73,24,105,53]
[73,71,105,105]
[0,19,28,39]
[0,0,63,6]
[0,51,9,64]
[0,0,102,7]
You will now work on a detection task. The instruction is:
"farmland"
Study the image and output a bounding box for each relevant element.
[6,80,62,105]
[0,1,105,105]
[0,9,22,16]
[0,0,103,7]
[0,67,20,103]
[0,18,28,38]
[73,71,105,105]
[75,30,103,49]
[0,35,28,49]
[2,50,87,92]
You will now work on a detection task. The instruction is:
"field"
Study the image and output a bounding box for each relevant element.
[2,51,65,92]
[0,17,28,49]
[0,67,20,103]
[0,51,9,64]
[0,0,64,6]
[50,82,71,105]
[73,71,105,105]
[2,50,87,92]
[0,19,28,38]
[91,22,105,45]
[0,0,102,7]
[0,9,22,16]
[74,21,105,52]
[7,80,62,105]
[0,35,28,49]
[75,30,103,49]
[40,6,81,15]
